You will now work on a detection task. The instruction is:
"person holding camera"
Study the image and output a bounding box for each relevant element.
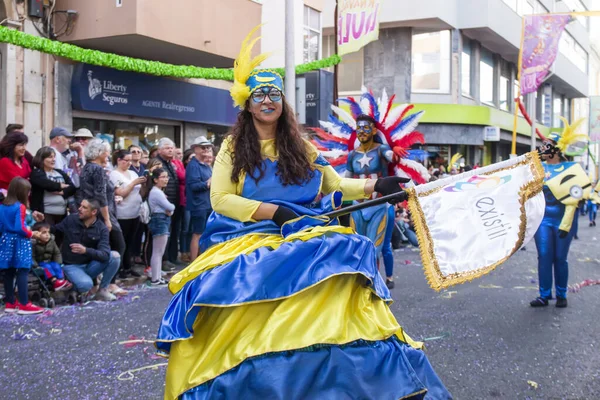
[110,150,146,278]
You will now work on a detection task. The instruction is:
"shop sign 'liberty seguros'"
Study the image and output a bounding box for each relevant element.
[72,64,237,126]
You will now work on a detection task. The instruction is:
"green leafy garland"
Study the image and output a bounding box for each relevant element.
[0,26,341,80]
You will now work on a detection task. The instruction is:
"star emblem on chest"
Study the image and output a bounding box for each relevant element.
[357,152,373,169]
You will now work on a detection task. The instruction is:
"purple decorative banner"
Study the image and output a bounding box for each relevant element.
[521,15,571,95]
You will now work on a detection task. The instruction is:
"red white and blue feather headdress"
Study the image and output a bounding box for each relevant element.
[311,87,430,184]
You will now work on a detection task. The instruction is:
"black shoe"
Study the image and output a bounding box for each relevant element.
[162,261,176,272]
[129,269,143,278]
[118,270,130,279]
[574,235,579,240]
[556,297,568,308]
[530,297,549,307]
[385,279,395,289]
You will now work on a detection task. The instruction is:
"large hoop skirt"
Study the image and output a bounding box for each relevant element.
[156,194,451,400]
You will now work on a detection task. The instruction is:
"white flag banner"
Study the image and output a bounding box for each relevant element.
[407,152,545,291]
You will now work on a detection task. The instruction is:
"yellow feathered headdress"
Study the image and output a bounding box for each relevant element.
[230,25,284,108]
[449,153,462,169]
[554,117,588,153]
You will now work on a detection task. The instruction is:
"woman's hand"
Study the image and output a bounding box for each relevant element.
[272,206,299,227]
[105,221,113,232]
[60,183,70,189]
[250,203,298,226]
[374,176,411,196]
[134,176,147,185]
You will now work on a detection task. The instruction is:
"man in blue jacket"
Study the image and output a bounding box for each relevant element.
[54,199,120,301]
[186,136,214,260]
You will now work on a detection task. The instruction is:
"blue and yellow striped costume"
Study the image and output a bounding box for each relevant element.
[156,138,450,399]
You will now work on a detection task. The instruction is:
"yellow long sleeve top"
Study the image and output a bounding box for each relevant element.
[210,137,369,222]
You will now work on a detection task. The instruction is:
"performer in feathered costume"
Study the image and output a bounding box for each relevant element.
[155,26,451,399]
[448,153,462,175]
[311,88,429,288]
[531,117,591,308]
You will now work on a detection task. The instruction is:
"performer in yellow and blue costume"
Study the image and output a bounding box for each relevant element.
[155,26,451,400]
[532,119,591,308]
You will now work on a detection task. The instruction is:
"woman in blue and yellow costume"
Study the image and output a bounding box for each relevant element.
[531,118,591,309]
[155,27,451,400]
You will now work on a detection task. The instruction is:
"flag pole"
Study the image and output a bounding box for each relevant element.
[322,192,407,219]
[511,16,526,156]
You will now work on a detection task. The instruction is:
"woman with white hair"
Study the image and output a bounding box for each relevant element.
[76,139,127,295]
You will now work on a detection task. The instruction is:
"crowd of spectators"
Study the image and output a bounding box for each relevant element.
[0,124,214,311]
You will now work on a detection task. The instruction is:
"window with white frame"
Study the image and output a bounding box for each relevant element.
[534,0,548,13]
[503,0,545,15]
[562,0,588,28]
[323,35,363,93]
[303,6,321,64]
[559,32,588,72]
[553,95,563,127]
[411,30,451,93]
[518,0,534,16]
[502,0,518,12]
[480,47,495,105]
[500,62,511,111]
[462,37,473,97]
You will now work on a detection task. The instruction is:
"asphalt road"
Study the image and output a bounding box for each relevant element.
[1,214,599,399]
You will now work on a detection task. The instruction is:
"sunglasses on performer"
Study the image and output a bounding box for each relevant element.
[251,87,282,103]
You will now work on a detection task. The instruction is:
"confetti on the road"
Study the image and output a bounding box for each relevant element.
[568,279,600,293]
[11,327,42,340]
[479,284,503,289]
[117,362,168,381]
[439,291,458,299]
[527,380,539,389]
[422,332,450,342]
[119,335,156,348]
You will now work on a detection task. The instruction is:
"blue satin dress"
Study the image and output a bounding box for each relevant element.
[156,155,451,400]
[347,144,395,278]
[534,162,574,300]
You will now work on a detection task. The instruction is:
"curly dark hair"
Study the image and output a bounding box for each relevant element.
[0,132,28,159]
[229,100,313,186]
